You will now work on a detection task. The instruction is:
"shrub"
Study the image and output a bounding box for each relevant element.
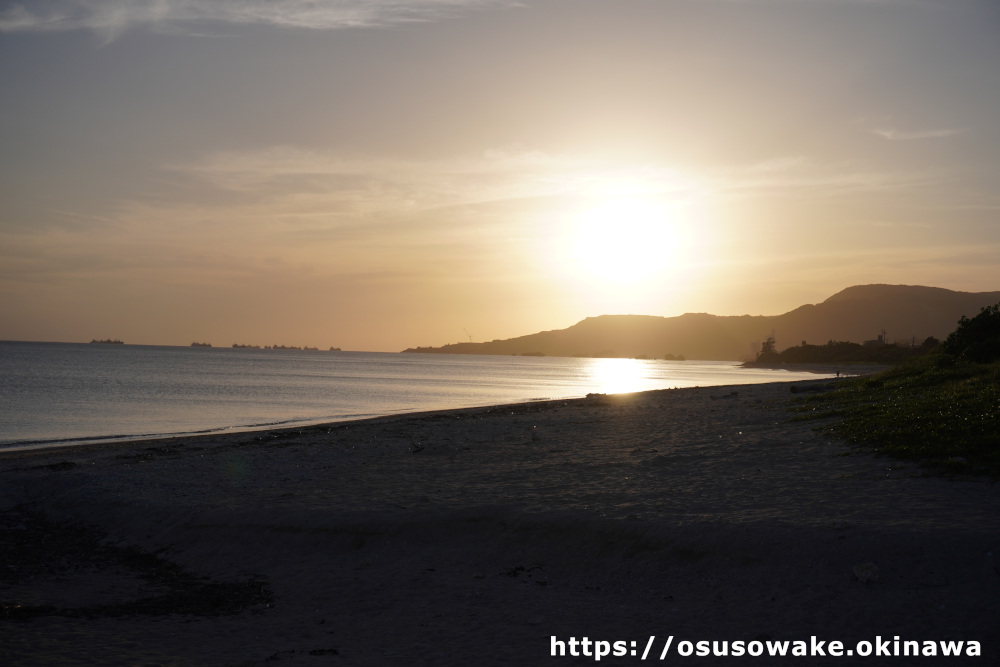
[941,303,1000,363]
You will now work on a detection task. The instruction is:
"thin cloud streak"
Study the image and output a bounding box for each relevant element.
[5,144,981,286]
[0,0,520,39]
[174,147,943,211]
[711,156,946,199]
[873,127,964,141]
[0,0,930,37]
[66,146,952,265]
[168,146,698,218]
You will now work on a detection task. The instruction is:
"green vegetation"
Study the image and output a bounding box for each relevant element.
[796,304,1000,477]
[940,303,1000,362]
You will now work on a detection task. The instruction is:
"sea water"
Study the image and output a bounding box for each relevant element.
[0,341,833,451]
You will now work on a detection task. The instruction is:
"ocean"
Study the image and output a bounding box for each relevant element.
[0,341,834,451]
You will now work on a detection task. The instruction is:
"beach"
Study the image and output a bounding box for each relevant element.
[2,379,997,665]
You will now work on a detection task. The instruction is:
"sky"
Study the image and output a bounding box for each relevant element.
[1,0,999,351]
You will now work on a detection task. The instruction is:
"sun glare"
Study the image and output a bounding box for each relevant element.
[569,196,682,284]
[586,357,654,394]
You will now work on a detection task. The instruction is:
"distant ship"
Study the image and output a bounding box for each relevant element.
[191,342,212,347]
[90,339,124,345]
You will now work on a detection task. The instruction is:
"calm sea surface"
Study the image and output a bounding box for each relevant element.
[1,341,834,451]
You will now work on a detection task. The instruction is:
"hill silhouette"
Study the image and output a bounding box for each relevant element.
[403,285,1000,361]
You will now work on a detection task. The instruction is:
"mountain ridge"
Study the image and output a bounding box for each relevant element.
[403,284,1000,361]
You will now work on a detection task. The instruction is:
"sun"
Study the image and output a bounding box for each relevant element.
[569,196,681,284]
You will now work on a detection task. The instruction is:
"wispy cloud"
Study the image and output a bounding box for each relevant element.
[872,127,964,141]
[167,145,697,221]
[12,145,956,263]
[0,0,520,40]
[120,146,953,246]
[0,145,703,287]
[712,156,941,199]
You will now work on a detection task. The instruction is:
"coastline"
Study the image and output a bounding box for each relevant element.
[740,361,892,375]
[2,379,997,665]
[0,346,848,453]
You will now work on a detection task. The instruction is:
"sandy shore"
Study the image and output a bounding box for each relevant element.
[2,380,998,665]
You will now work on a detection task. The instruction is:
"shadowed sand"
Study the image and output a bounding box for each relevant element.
[2,380,998,665]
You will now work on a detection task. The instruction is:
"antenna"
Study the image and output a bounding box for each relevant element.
[463,328,473,343]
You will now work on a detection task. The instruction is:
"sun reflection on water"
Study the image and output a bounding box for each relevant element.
[584,357,659,395]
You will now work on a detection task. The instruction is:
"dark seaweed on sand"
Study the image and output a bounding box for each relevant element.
[0,506,273,620]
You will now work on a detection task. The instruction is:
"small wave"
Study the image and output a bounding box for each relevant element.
[0,413,393,453]
[0,427,227,453]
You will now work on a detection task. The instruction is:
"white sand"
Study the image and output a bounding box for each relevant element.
[2,380,998,665]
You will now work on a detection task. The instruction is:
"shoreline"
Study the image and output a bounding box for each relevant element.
[0,367,855,456]
[0,390,616,459]
[2,378,997,665]
[740,361,892,375]
[0,356,849,456]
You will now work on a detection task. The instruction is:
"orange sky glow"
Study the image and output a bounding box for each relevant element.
[2,0,999,350]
